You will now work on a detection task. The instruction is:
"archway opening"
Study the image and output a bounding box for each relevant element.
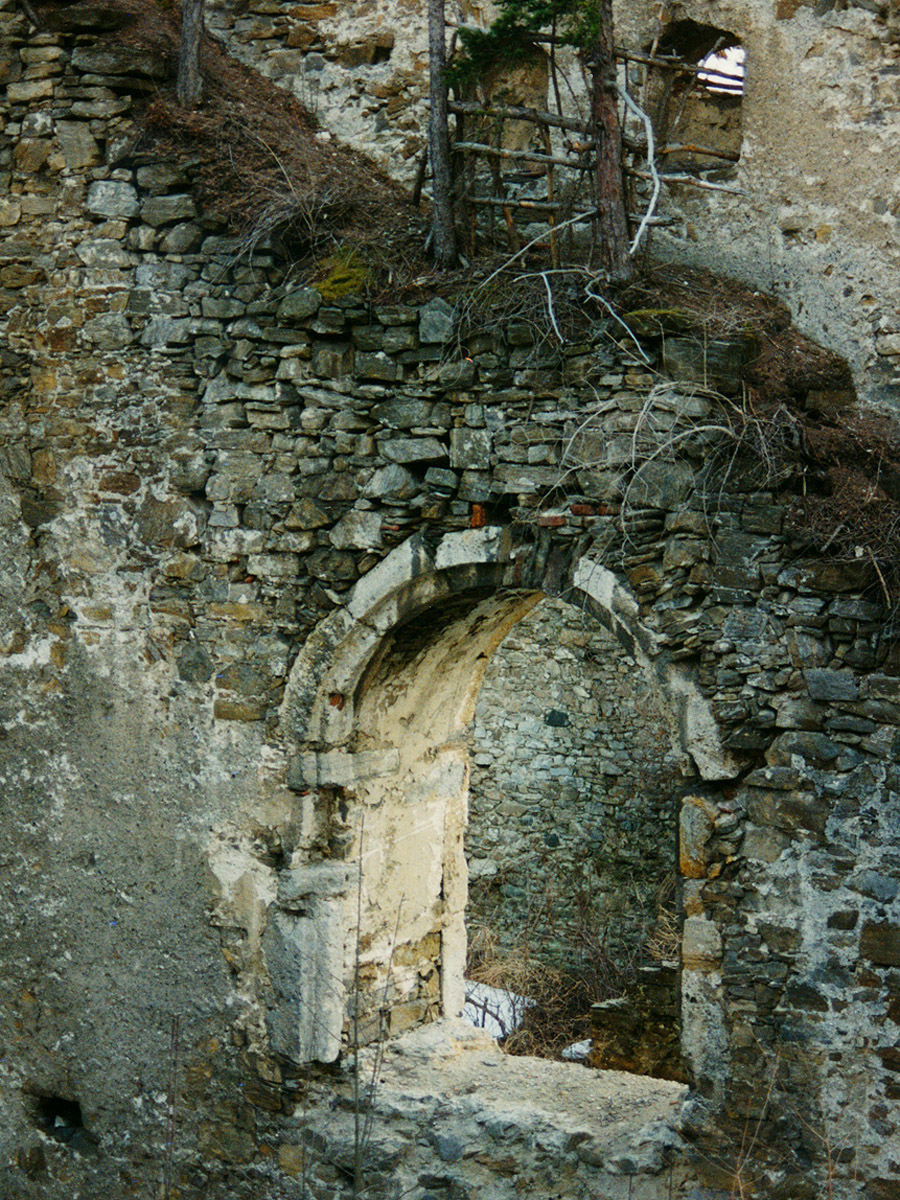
[335,574,692,1084]
[345,584,544,1043]
[464,595,687,1079]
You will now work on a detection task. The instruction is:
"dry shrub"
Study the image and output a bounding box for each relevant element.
[645,872,681,963]
[140,83,425,269]
[786,413,900,581]
[619,262,793,343]
[467,923,600,1057]
[617,264,900,601]
[139,56,425,273]
[466,866,678,1059]
[646,906,681,964]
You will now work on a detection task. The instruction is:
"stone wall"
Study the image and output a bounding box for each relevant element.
[467,596,681,969]
[204,0,900,405]
[2,16,900,1200]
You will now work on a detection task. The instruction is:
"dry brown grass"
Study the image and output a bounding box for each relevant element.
[466,923,599,1057]
[37,0,430,283]
[466,866,679,1059]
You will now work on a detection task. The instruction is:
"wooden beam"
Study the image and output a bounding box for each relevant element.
[448,100,590,135]
[453,142,590,169]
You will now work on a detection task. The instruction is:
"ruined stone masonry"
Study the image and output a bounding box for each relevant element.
[206,0,900,407]
[2,2,900,1200]
[468,598,681,970]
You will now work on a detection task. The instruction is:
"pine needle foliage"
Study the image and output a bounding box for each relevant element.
[450,0,604,86]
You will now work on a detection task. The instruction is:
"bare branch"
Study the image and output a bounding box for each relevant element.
[540,272,564,344]
[616,83,659,255]
[584,284,652,364]
[475,209,601,292]
[629,169,746,196]
[449,99,590,135]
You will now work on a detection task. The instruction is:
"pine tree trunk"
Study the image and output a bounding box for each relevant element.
[428,0,458,269]
[587,0,632,282]
[177,0,205,108]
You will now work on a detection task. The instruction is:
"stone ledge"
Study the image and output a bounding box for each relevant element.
[287,749,401,788]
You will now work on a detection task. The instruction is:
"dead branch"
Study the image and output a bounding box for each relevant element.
[616,84,659,256]
[659,144,740,162]
[584,284,652,363]
[628,169,746,196]
[453,142,590,169]
[449,100,589,135]
[471,197,564,210]
[14,0,42,27]
[615,48,744,90]
[475,209,600,290]
[540,272,564,343]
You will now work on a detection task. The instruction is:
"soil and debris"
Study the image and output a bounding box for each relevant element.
[35,0,430,279]
[354,1019,687,1161]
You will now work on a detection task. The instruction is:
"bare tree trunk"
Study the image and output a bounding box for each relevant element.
[177,0,205,108]
[428,0,458,269]
[587,0,632,282]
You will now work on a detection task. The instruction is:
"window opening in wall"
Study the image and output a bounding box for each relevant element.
[463,597,687,1081]
[31,1094,96,1152]
[640,20,745,174]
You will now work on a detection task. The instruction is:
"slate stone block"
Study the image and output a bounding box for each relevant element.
[86,179,139,219]
[860,921,900,967]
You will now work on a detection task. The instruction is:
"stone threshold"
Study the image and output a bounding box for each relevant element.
[284,1020,712,1200]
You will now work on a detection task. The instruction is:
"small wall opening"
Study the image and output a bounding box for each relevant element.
[643,19,744,173]
[29,1093,95,1152]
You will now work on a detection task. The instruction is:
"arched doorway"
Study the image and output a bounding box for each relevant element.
[276,529,739,1099]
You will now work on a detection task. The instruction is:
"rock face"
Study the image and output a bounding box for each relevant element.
[1,15,900,1200]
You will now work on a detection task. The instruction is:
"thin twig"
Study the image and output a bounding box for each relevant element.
[361,898,405,1155]
[475,209,600,292]
[15,0,43,25]
[162,1014,180,1200]
[616,45,745,89]
[868,547,892,607]
[540,272,564,343]
[584,286,652,363]
[630,168,746,196]
[658,143,740,162]
[353,815,364,1197]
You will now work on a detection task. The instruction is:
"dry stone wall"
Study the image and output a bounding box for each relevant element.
[2,17,900,1200]
[468,597,681,969]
